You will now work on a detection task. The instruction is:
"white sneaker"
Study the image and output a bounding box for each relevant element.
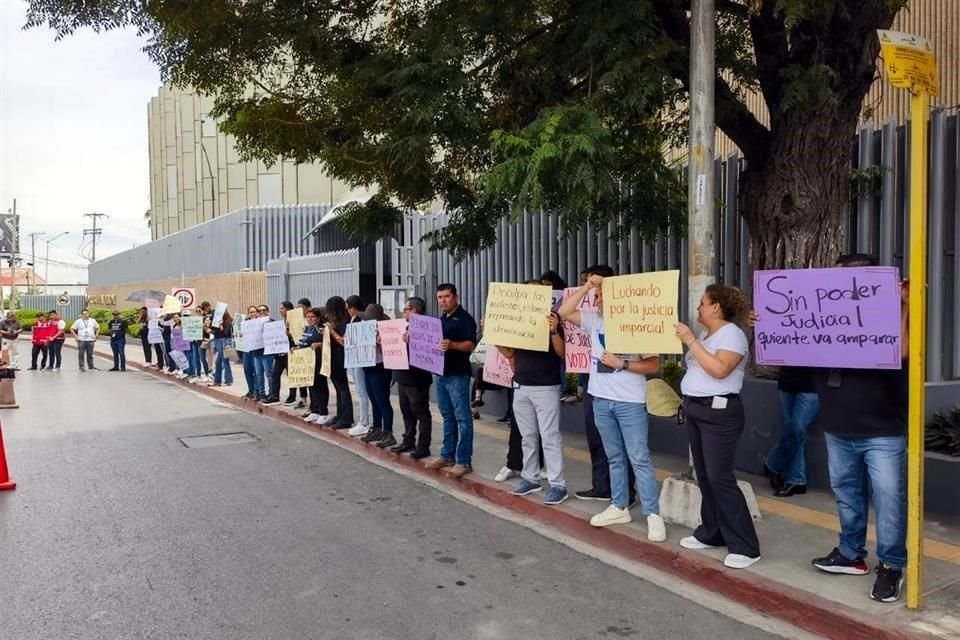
[348,424,370,437]
[494,466,518,482]
[590,504,632,527]
[724,553,761,569]
[316,415,333,425]
[646,514,667,542]
[679,536,722,550]
[304,413,321,422]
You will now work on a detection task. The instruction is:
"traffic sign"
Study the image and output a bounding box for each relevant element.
[56,294,70,306]
[878,30,939,96]
[171,287,196,309]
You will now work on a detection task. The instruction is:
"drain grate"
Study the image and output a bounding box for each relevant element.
[178,432,259,449]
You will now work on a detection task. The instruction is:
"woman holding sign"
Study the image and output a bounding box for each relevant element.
[322,296,354,430]
[674,284,760,569]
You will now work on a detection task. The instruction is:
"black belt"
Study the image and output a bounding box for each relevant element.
[683,393,739,406]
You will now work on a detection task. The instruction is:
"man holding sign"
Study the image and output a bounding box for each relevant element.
[424,284,477,479]
[390,297,433,459]
[559,266,666,542]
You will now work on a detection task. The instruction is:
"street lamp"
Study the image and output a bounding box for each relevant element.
[44,231,70,292]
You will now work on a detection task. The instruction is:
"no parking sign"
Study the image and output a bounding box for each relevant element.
[171,287,196,309]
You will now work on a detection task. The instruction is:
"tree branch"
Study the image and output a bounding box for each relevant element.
[748,1,788,116]
[466,14,575,77]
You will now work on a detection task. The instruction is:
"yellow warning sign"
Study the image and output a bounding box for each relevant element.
[877,30,938,96]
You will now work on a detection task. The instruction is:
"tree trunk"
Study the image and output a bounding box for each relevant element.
[738,104,861,272]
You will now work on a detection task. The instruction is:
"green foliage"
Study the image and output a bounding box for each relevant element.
[14,309,41,331]
[926,406,960,457]
[659,359,684,395]
[849,164,890,199]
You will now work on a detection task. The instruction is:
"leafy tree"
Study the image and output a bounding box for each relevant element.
[26,0,907,268]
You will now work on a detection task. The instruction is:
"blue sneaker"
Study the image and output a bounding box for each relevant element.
[544,486,569,505]
[512,479,542,496]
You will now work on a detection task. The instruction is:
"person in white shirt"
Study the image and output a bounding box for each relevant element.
[558,265,666,542]
[674,283,760,569]
[71,309,100,371]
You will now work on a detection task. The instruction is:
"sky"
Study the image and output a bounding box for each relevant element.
[0,0,159,285]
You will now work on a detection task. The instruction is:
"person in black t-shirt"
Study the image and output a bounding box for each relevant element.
[424,283,477,478]
[392,296,434,459]
[108,310,129,371]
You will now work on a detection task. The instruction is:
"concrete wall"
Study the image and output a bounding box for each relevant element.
[86,272,267,315]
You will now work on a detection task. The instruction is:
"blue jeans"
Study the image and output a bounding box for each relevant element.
[243,351,261,396]
[110,338,126,369]
[825,433,907,569]
[213,338,233,384]
[766,391,820,485]
[593,398,660,514]
[364,365,394,432]
[187,342,205,376]
[351,367,371,425]
[437,375,474,466]
[256,352,275,398]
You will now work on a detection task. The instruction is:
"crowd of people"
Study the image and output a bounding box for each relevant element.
[0,253,909,604]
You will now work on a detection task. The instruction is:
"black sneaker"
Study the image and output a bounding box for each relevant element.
[496,416,510,423]
[261,397,280,406]
[361,428,384,443]
[391,441,416,454]
[871,564,904,603]
[574,488,612,501]
[410,448,431,460]
[376,433,398,449]
[763,463,785,491]
[811,548,869,575]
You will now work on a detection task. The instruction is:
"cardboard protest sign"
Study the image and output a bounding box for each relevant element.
[482,347,513,387]
[171,326,190,352]
[408,315,444,375]
[181,315,203,341]
[344,320,378,368]
[483,282,552,351]
[320,328,332,378]
[170,350,190,370]
[753,266,902,369]
[212,302,228,326]
[147,307,163,345]
[234,313,246,351]
[287,307,305,343]
[378,319,409,370]
[601,270,682,354]
[241,317,268,351]
[263,320,289,355]
[561,287,598,373]
[288,348,316,387]
[161,295,182,315]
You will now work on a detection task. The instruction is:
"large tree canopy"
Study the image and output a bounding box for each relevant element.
[26,0,906,266]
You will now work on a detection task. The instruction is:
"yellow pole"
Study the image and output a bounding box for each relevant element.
[905,89,928,610]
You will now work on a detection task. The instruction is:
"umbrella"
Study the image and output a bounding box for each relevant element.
[125,289,167,303]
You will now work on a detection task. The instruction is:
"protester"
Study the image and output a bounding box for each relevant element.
[674,283,759,568]
[210,309,234,387]
[345,295,372,432]
[71,308,100,372]
[322,296,353,429]
[355,304,395,446]
[393,296,433,458]
[810,254,909,604]
[495,308,569,506]
[0,311,22,369]
[253,304,274,400]
[540,270,570,399]
[562,268,591,405]
[424,283,477,478]
[283,298,312,408]
[298,307,329,423]
[242,306,261,399]
[29,312,52,370]
[160,313,178,374]
[559,267,665,541]
[137,307,163,366]
[264,301,296,406]
[202,316,214,373]
[108,310,129,371]
[47,310,66,370]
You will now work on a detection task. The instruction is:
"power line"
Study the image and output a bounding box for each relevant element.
[82,212,107,262]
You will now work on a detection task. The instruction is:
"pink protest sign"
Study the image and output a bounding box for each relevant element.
[753,266,902,369]
[562,287,598,373]
[408,315,445,375]
[482,347,513,387]
[378,319,409,370]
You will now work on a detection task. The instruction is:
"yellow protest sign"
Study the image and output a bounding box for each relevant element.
[601,270,682,354]
[646,378,682,418]
[878,30,938,96]
[288,349,316,387]
[320,327,332,378]
[287,307,305,343]
[483,282,552,351]
[161,295,182,315]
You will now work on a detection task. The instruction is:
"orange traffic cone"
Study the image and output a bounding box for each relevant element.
[0,421,15,491]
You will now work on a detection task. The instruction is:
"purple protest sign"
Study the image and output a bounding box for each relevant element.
[408,315,444,375]
[171,326,190,352]
[753,266,902,369]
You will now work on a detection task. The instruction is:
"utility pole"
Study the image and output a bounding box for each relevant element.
[83,212,106,262]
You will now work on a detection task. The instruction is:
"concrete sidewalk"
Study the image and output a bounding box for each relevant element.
[64,340,960,639]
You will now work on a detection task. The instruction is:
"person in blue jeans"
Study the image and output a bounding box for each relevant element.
[424,284,477,479]
[558,266,666,542]
[811,253,909,604]
[254,304,275,401]
[763,367,819,497]
[241,306,261,399]
[210,310,234,386]
[107,310,128,372]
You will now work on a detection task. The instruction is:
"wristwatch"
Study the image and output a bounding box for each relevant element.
[619,359,630,371]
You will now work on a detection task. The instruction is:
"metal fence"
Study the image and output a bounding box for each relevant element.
[19,295,88,323]
[266,250,360,315]
[89,204,333,286]
[379,112,959,381]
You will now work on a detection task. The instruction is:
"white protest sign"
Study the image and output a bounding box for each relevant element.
[262,320,290,355]
[241,317,268,351]
[344,320,377,368]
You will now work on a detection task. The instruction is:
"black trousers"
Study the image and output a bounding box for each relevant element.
[329,370,353,426]
[31,344,48,369]
[310,371,330,415]
[398,382,432,449]
[584,386,635,497]
[685,396,760,558]
[272,354,308,400]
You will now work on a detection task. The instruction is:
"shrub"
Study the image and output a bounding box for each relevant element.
[659,359,684,394]
[926,406,960,457]
[14,309,41,331]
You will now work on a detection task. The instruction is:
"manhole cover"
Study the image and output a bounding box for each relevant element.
[178,432,259,448]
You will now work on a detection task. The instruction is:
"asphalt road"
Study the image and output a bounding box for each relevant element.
[0,363,783,640]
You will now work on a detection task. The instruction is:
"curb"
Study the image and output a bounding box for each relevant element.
[85,349,929,640]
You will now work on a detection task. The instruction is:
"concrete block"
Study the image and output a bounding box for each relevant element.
[659,474,762,529]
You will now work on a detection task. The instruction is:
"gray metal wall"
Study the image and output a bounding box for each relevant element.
[266,250,360,316]
[380,113,959,382]
[19,295,88,323]
[89,204,333,286]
